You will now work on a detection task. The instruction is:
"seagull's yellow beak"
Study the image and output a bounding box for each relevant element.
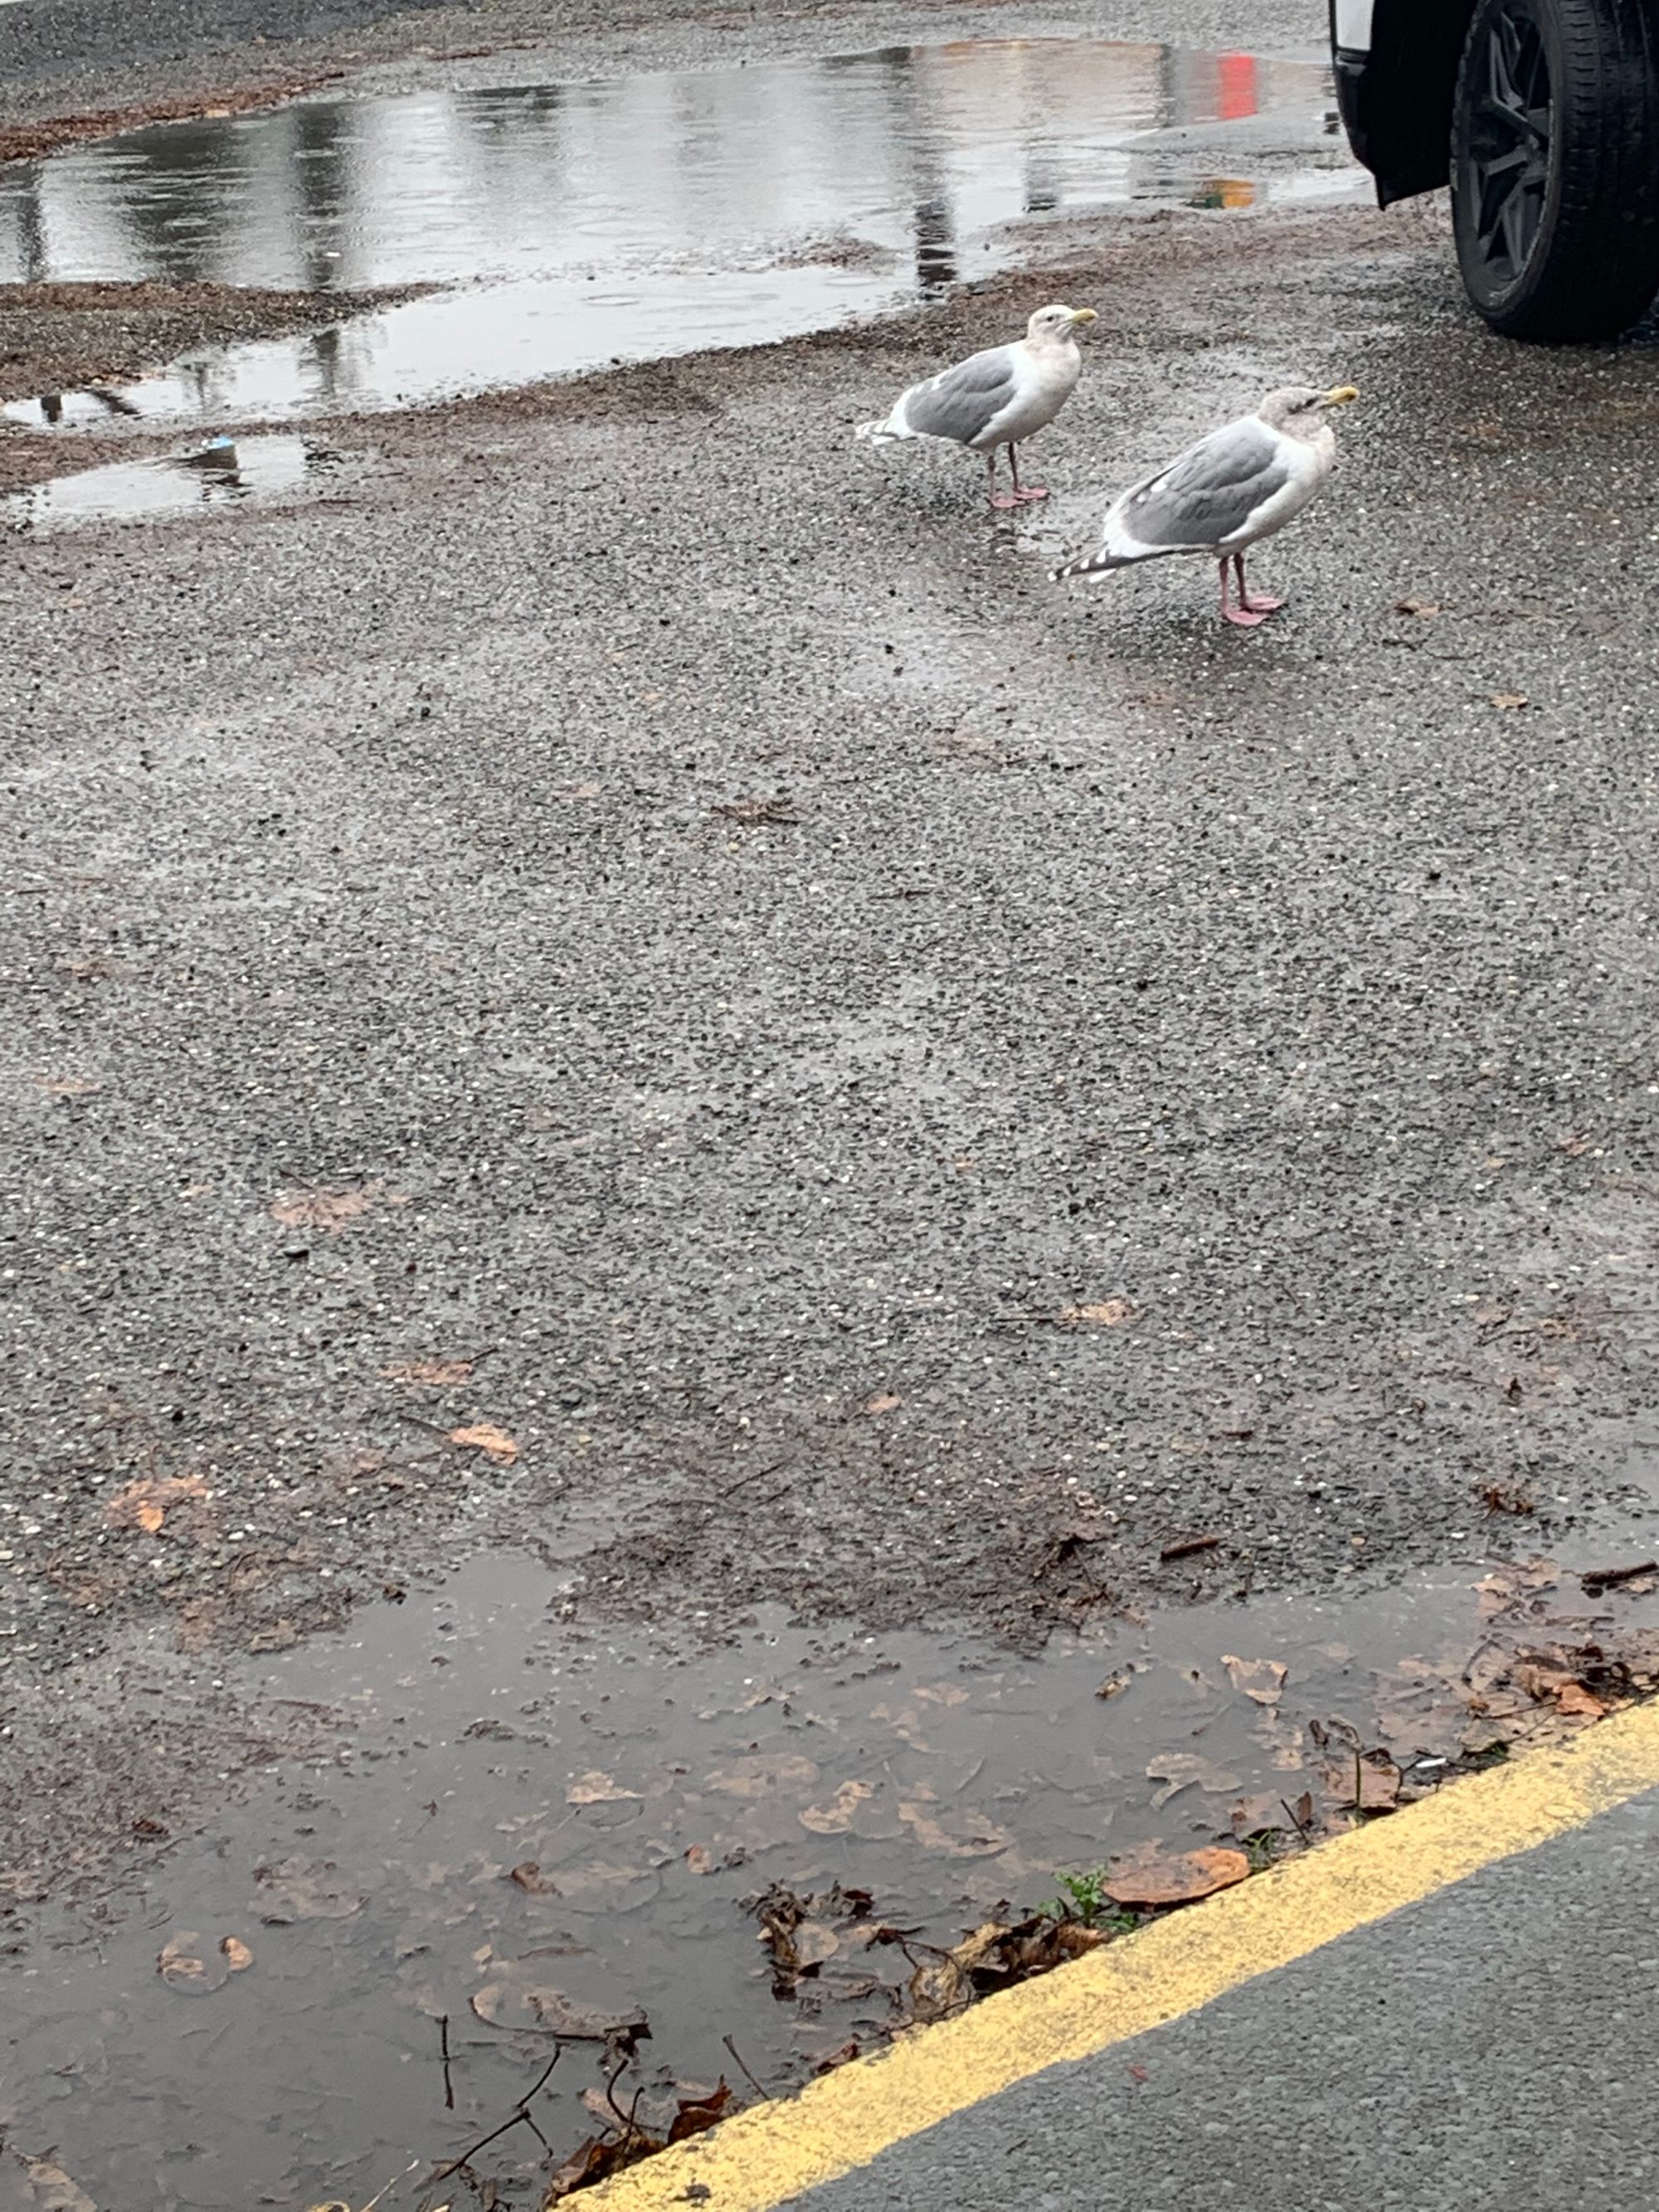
[1323,383,1360,406]
[1070,308,1098,326]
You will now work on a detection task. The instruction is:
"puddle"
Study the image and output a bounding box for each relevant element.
[0,38,1359,432]
[1,432,343,531]
[3,1545,1657,2210]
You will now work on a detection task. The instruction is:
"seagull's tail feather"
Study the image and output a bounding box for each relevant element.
[1049,547,1131,583]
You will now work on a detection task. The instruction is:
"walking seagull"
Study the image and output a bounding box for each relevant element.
[1051,383,1359,625]
[858,304,1097,510]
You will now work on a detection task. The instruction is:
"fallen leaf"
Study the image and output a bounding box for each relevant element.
[508,1860,560,1894]
[706,1753,819,1797]
[1554,1681,1607,1719]
[158,1929,229,1994]
[905,1948,973,2020]
[1060,1299,1135,1327]
[449,1422,518,1465]
[1489,692,1528,711]
[220,1935,254,1971]
[863,1391,902,1414]
[799,1780,874,1835]
[268,1185,373,1233]
[470,1969,649,2040]
[1095,1670,1131,1700]
[567,1771,641,1806]
[544,2130,661,2201]
[252,1855,366,1923]
[19,2156,97,2212]
[382,1357,474,1386]
[898,1802,1014,1859]
[1557,1130,1593,1157]
[1355,1748,1404,1811]
[1222,1655,1288,1707]
[104,1475,208,1534]
[812,2039,862,2073]
[1145,1753,1242,1809]
[35,1072,100,1100]
[684,1845,716,1875]
[1102,1846,1251,1907]
[666,2078,734,2142]
[791,1920,842,1967]
[1227,1792,1288,1839]
[1480,1481,1535,1516]
[1393,597,1441,618]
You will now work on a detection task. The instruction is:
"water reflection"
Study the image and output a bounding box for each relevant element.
[0,38,1358,430]
[3,435,338,531]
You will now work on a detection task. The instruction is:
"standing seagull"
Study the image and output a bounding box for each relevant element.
[858,304,1097,510]
[1051,383,1359,625]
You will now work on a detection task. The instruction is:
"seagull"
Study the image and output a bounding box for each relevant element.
[858,304,1098,510]
[1050,383,1359,625]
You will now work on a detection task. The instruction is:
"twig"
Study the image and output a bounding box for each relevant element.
[1160,1534,1221,1563]
[1580,1559,1657,1594]
[440,2014,455,2110]
[1280,1796,1311,1839]
[722,2034,770,2101]
[425,2047,564,2184]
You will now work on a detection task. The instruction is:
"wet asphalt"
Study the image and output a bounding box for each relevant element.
[2,0,1659,1855]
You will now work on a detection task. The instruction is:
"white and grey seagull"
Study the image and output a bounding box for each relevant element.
[1051,382,1359,625]
[858,304,1097,511]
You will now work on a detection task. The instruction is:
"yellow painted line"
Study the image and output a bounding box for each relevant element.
[586,1697,1659,2211]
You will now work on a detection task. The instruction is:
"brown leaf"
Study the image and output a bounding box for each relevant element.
[812,2039,863,2074]
[1489,692,1528,711]
[1145,1753,1242,1809]
[19,2156,97,2212]
[684,1845,716,1875]
[906,1948,973,2020]
[449,1421,518,1465]
[567,1770,640,1806]
[897,1802,1014,1859]
[1095,1670,1131,1700]
[268,1185,374,1233]
[1102,1846,1251,1908]
[1228,1792,1288,1839]
[220,1935,254,1971]
[799,1780,874,1835]
[706,1753,819,1797]
[158,1930,229,1994]
[544,2130,661,2201]
[667,2079,735,2142]
[470,1971,648,2040]
[382,1358,474,1386]
[863,1391,902,1415]
[252,1856,365,1923]
[1555,1681,1608,1719]
[1059,1299,1135,1327]
[105,1475,208,1534]
[508,1860,560,1894]
[1222,1655,1288,1707]
[1355,1749,1404,1811]
[791,1921,842,1968]
[1393,597,1441,618]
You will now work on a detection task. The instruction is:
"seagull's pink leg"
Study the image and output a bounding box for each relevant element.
[986,450,1020,511]
[1219,554,1268,629]
[1009,442,1049,504]
[1233,552,1285,615]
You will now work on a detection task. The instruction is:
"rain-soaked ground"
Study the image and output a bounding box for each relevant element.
[6,1539,1659,2211]
[0,32,1357,453]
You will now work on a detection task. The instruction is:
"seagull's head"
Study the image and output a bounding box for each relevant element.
[1027,304,1098,344]
[1260,382,1360,431]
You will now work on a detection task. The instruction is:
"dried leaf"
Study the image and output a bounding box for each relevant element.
[667,2080,734,2142]
[864,1391,902,1414]
[268,1185,373,1233]
[158,1930,229,1994]
[508,1860,560,1894]
[567,1771,641,1806]
[1555,1681,1608,1719]
[1489,692,1528,711]
[905,1949,972,2020]
[791,1920,842,1967]
[105,1475,208,1534]
[1095,1670,1131,1700]
[220,1935,254,1971]
[1222,1654,1288,1707]
[1145,1753,1241,1809]
[706,1753,819,1797]
[897,1802,1014,1859]
[799,1781,874,1835]
[684,1845,716,1875]
[36,1072,101,1100]
[19,2156,97,2212]
[1102,1846,1251,1907]
[449,1422,518,1465]
[544,2129,661,2201]
[382,1358,474,1386]
[470,1970,648,2040]
[1393,596,1440,617]
[252,1855,365,1923]
[1059,1299,1135,1327]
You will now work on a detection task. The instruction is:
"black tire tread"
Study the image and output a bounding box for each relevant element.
[1452,0,1659,341]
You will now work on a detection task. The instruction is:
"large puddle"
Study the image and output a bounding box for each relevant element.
[0,37,1357,433]
[4,1544,1656,2210]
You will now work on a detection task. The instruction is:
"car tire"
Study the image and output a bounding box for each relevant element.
[1450,0,1659,340]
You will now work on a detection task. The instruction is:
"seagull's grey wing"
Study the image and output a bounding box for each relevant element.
[899,344,1020,445]
[1118,417,1289,550]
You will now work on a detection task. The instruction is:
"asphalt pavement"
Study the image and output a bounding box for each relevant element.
[2,0,1659,1872]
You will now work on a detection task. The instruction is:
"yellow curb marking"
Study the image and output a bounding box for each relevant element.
[585,1696,1659,2210]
